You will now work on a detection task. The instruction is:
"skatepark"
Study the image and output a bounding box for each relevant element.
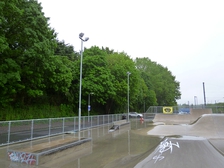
[0,108,224,167]
[141,109,224,168]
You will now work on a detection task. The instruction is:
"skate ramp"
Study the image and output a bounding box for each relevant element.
[190,108,212,120]
[153,113,191,124]
[135,136,224,168]
[148,114,224,139]
[153,108,212,124]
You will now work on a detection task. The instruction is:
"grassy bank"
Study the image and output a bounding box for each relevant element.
[0,104,74,121]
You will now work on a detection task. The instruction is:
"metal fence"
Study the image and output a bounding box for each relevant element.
[2,106,223,147]
[146,106,224,114]
[0,114,125,147]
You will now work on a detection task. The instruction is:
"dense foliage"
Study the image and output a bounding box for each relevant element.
[0,0,181,120]
[135,58,181,106]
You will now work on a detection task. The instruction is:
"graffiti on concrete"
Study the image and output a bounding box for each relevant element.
[153,138,180,163]
[8,151,36,165]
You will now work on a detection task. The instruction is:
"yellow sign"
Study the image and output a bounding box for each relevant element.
[163,107,173,114]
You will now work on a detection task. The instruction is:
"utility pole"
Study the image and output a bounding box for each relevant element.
[203,82,206,107]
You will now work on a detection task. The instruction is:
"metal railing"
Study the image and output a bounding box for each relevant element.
[2,106,222,147]
[146,106,224,114]
[0,114,124,147]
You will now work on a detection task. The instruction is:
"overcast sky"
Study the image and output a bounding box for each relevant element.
[38,0,224,105]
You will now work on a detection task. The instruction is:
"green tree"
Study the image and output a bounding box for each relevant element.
[0,0,57,107]
[0,0,24,107]
[54,40,78,61]
[105,52,141,113]
[71,46,116,115]
[44,56,73,105]
[135,57,181,106]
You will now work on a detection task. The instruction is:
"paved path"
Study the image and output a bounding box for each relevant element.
[135,136,224,168]
[141,113,224,168]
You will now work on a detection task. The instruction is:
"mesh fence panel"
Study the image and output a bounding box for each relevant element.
[64,117,75,132]
[33,119,50,138]
[10,120,32,143]
[92,116,98,127]
[51,118,63,135]
[0,122,8,145]
[98,116,103,125]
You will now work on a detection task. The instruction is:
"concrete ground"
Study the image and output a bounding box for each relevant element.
[135,136,224,168]
[1,110,224,168]
[145,113,224,168]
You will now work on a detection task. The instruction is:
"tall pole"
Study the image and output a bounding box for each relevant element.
[194,96,197,108]
[88,93,93,122]
[88,93,90,122]
[78,40,83,133]
[127,72,131,122]
[203,82,206,107]
[78,33,89,134]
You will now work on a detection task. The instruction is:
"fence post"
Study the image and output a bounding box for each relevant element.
[83,116,85,130]
[74,117,76,131]
[49,118,51,137]
[98,115,99,126]
[91,116,92,128]
[31,120,34,140]
[8,121,11,144]
[62,118,65,134]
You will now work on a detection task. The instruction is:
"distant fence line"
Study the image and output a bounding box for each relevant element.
[1,106,224,147]
[146,106,224,114]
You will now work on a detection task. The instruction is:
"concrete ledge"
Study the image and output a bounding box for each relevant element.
[109,120,130,132]
[8,135,91,165]
[113,120,129,126]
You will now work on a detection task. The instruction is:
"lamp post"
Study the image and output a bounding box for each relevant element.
[78,33,89,133]
[194,96,197,108]
[88,92,94,122]
[127,72,131,122]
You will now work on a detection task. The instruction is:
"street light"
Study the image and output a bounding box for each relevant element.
[194,96,197,108]
[78,32,89,133]
[88,92,94,122]
[127,72,131,122]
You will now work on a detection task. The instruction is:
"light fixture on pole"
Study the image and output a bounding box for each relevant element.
[78,32,89,133]
[127,72,131,122]
[88,92,94,122]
